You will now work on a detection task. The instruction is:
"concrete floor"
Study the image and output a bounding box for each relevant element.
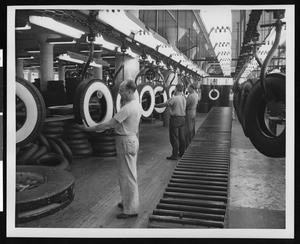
[226,115,286,228]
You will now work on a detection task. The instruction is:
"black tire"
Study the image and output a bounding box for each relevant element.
[91,141,115,147]
[63,138,89,145]
[43,133,63,139]
[72,147,93,157]
[93,151,117,157]
[17,143,39,165]
[44,121,64,128]
[238,79,254,137]
[153,85,168,114]
[36,153,70,171]
[63,132,88,140]
[48,139,65,157]
[89,133,116,143]
[93,145,116,152]
[16,77,46,147]
[16,165,74,223]
[73,79,114,127]
[244,73,285,157]
[137,83,155,118]
[42,126,64,134]
[49,138,73,164]
[29,146,48,165]
[48,105,73,116]
[36,133,51,150]
[68,142,92,150]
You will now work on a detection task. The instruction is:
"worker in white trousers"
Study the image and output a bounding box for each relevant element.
[76,79,142,219]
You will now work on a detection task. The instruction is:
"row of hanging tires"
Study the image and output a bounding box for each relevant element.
[233,73,286,158]
[16,76,177,148]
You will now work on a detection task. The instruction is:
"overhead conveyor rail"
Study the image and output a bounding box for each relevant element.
[148,107,233,228]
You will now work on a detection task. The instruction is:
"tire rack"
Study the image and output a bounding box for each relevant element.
[148,107,232,228]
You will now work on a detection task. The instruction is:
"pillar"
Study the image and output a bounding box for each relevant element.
[58,60,65,81]
[114,54,139,85]
[35,34,57,92]
[16,59,24,78]
[92,53,103,79]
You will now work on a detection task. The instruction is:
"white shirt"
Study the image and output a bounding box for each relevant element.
[114,99,142,135]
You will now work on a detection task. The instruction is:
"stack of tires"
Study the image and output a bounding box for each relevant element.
[90,131,117,157]
[63,121,93,158]
[16,132,72,172]
[41,121,64,140]
[43,80,67,107]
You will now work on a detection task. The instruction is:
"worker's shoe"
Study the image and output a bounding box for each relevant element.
[116,213,138,219]
[166,155,179,160]
[117,202,123,209]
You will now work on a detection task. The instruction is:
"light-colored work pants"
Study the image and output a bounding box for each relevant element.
[185,109,196,148]
[115,134,139,215]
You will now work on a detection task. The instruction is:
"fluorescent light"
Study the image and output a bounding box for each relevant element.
[29,16,85,39]
[46,38,76,44]
[58,53,85,64]
[17,56,34,60]
[94,35,118,51]
[90,61,102,68]
[26,49,40,53]
[15,22,31,31]
[97,10,143,36]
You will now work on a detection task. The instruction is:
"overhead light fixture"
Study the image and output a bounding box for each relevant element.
[25,48,40,53]
[97,10,144,36]
[29,15,85,39]
[17,55,34,60]
[15,22,31,31]
[46,37,76,44]
[94,35,119,51]
[58,53,85,64]
[58,51,109,67]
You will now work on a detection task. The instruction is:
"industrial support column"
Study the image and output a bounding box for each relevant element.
[93,53,103,79]
[58,60,65,82]
[35,34,55,92]
[114,53,139,86]
[16,59,24,79]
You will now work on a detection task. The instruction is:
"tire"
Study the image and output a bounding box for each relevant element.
[68,142,91,150]
[166,85,176,99]
[42,126,64,134]
[63,132,88,140]
[114,88,139,113]
[36,133,51,150]
[16,165,74,223]
[238,79,254,137]
[29,146,48,164]
[17,143,39,165]
[73,79,114,127]
[48,105,74,116]
[93,151,117,157]
[72,147,93,157]
[44,121,64,128]
[48,139,65,157]
[90,133,116,143]
[64,138,89,145]
[16,77,46,147]
[91,142,115,147]
[153,85,168,114]
[244,73,285,157]
[43,133,63,139]
[36,153,70,171]
[137,83,155,118]
[208,88,220,101]
[93,145,116,152]
[49,138,73,164]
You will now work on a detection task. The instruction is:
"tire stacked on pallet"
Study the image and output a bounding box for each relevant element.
[43,80,67,107]
[90,131,117,157]
[42,121,64,140]
[63,121,93,158]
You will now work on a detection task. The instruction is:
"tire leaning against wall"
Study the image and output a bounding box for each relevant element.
[16,77,46,147]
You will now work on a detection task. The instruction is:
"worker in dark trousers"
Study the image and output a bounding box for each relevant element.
[155,83,186,160]
[185,83,199,148]
[75,79,142,219]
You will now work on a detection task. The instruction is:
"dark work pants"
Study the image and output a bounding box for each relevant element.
[169,116,186,157]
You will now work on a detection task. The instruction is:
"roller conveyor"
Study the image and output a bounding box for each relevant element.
[148,107,232,228]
